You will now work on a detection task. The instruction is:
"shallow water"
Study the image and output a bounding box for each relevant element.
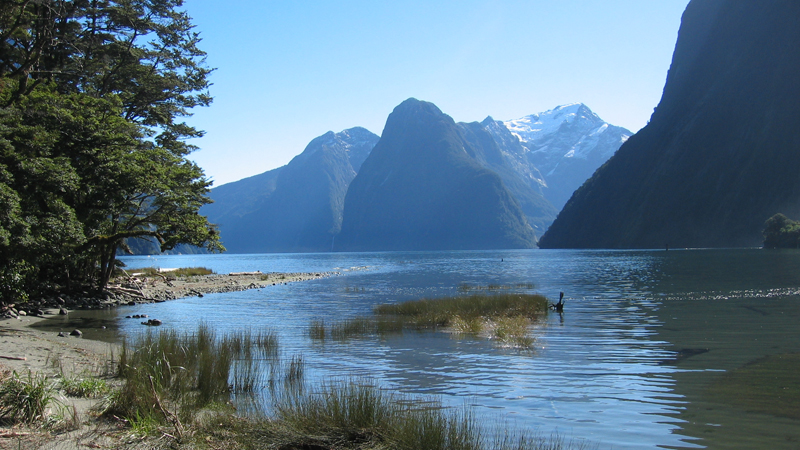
[56,248,800,449]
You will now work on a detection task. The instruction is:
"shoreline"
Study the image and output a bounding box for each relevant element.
[0,270,335,449]
[111,270,338,303]
[2,270,338,320]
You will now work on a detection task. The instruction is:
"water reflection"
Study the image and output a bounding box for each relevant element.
[107,249,800,449]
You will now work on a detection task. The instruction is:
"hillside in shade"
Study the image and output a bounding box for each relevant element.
[539,0,800,249]
[207,128,378,253]
[334,98,537,251]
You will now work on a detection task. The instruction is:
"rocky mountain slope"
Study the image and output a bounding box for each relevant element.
[539,0,800,249]
[499,104,631,210]
[334,98,537,251]
[207,127,378,253]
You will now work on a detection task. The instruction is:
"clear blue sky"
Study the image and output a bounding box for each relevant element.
[184,0,691,186]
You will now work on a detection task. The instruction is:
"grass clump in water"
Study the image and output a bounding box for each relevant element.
[310,293,548,348]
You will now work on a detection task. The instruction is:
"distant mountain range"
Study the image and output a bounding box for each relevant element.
[192,101,628,254]
[539,0,800,249]
[201,127,378,253]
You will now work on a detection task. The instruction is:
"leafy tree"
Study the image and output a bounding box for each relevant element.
[0,0,222,304]
[763,213,800,249]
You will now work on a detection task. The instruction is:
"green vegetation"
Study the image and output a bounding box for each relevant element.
[0,369,60,425]
[312,293,549,348]
[0,1,223,308]
[107,324,281,428]
[706,353,800,420]
[188,381,591,450]
[126,266,215,278]
[763,213,800,248]
[58,376,110,399]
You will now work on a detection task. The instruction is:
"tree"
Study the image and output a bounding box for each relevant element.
[0,0,222,303]
[763,213,800,249]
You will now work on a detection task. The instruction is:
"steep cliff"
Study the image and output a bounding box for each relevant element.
[539,0,800,249]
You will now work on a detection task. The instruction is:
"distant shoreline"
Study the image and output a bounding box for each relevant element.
[110,270,338,304]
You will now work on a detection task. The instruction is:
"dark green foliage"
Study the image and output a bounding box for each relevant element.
[0,0,222,304]
[539,0,800,249]
[762,213,800,248]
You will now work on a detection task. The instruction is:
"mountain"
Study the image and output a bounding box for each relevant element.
[539,0,800,249]
[207,127,378,253]
[203,167,283,226]
[494,104,632,210]
[334,98,537,251]
[457,120,557,234]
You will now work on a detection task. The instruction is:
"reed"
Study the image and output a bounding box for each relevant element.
[308,319,326,340]
[246,380,587,450]
[107,323,279,426]
[374,293,548,323]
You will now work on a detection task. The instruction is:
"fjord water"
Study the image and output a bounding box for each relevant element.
[114,249,800,449]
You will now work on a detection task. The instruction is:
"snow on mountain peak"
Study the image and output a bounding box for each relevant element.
[503,103,603,143]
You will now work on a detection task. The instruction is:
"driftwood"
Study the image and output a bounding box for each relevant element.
[0,356,26,361]
[118,268,146,297]
[0,431,32,438]
[229,271,262,276]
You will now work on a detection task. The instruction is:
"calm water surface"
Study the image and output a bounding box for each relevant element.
[68,249,800,449]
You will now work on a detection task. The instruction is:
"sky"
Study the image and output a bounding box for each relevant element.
[183,0,691,187]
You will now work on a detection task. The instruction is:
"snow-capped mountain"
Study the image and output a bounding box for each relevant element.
[489,103,631,210]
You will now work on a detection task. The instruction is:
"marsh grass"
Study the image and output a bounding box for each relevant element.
[107,323,283,429]
[216,380,588,450]
[0,369,61,425]
[314,293,548,347]
[309,319,326,340]
[102,322,586,449]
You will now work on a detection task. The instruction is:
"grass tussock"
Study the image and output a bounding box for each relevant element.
[313,293,549,348]
[59,375,110,398]
[0,369,61,425]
